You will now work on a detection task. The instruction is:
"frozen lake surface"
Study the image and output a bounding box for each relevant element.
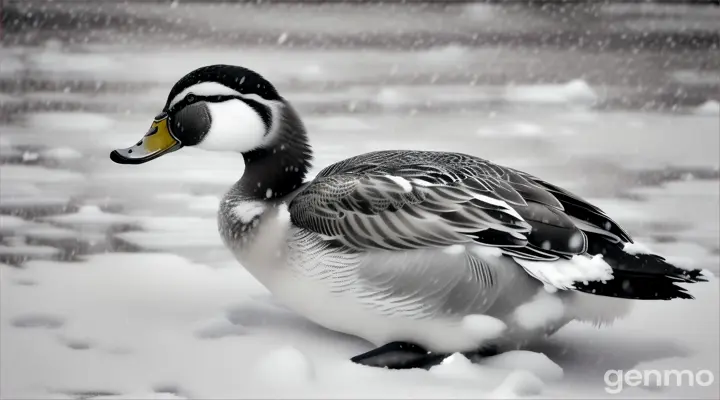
[1,2,719,399]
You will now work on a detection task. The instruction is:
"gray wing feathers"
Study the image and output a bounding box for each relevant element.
[290,173,531,252]
[289,150,630,260]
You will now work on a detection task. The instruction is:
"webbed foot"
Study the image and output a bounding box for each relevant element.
[350,341,498,370]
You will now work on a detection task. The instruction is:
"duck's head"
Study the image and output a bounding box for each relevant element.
[110,64,286,165]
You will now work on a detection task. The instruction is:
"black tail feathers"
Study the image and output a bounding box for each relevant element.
[574,233,708,300]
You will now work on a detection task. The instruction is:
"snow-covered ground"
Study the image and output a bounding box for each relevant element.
[1,2,719,399]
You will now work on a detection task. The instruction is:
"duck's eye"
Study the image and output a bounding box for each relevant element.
[186,94,196,103]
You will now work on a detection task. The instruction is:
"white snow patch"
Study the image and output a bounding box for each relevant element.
[461,314,507,343]
[622,241,654,255]
[430,353,480,380]
[384,175,413,192]
[694,100,720,116]
[515,254,614,291]
[513,289,565,330]
[505,80,598,107]
[509,122,544,137]
[482,350,564,382]
[491,370,545,398]
[254,346,315,385]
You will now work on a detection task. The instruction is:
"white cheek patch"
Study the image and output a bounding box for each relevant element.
[196,99,267,153]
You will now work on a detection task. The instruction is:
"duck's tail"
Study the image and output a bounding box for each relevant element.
[573,233,709,300]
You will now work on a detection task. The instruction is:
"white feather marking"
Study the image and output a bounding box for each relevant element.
[470,245,503,258]
[442,245,466,255]
[412,179,434,187]
[233,201,266,223]
[471,193,523,220]
[514,254,614,291]
[169,82,243,109]
[384,175,413,192]
[168,82,284,142]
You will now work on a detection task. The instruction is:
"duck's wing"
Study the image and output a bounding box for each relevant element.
[288,153,604,261]
[289,171,533,253]
[288,151,706,300]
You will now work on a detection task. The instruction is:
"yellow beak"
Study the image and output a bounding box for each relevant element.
[110,114,182,165]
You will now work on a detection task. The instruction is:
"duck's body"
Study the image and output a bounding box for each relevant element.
[216,146,648,357]
[112,64,707,369]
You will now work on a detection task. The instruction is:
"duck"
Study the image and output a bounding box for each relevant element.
[110,64,707,369]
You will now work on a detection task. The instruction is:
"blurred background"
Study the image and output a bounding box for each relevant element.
[1,1,719,399]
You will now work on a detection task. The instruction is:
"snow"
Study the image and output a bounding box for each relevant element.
[492,370,545,398]
[25,112,117,133]
[482,351,564,383]
[515,255,614,291]
[0,244,61,259]
[622,242,655,256]
[505,80,598,107]
[254,346,316,386]
[42,206,136,231]
[0,165,84,184]
[429,351,561,397]
[694,100,720,116]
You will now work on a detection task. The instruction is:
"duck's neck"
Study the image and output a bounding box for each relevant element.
[237,103,313,200]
